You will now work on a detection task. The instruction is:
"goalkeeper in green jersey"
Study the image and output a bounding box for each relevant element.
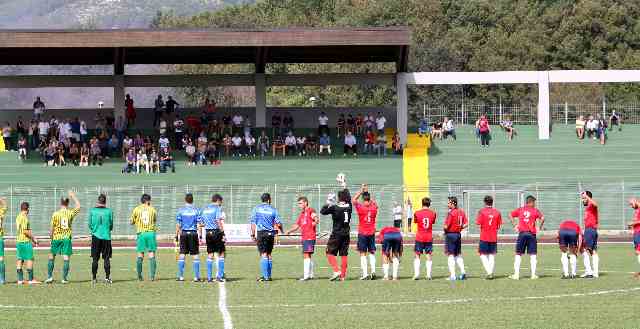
[89,194,113,284]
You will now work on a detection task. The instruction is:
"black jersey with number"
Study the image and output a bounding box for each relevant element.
[321,189,352,235]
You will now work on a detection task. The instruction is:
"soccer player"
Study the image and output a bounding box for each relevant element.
[16,202,40,284]
[249,193,282,282]
[476,195,502,279]
[321,186,352,281]
[199,193,226,282]
[0,198,7,284]
[378,226,402,280]
[626,198,640,277]
[176,193,202,282]
[130,194,158,281]
[443,196,468,281]
[412,197,436,280]
[352,184,378,280]
[558,219,581,279]
[88,194,113,284]
[509,195,545,280]
[580,191,599,278]
[284,196,319,281]
[46,191,81,284]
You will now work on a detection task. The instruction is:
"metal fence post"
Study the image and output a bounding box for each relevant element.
[229,185,233,224]
[564,102,568,125]
[622,181,626,230]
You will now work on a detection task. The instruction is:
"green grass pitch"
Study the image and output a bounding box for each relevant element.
[1,244,639,329]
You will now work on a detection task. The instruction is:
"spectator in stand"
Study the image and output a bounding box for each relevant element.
[575,115,586,140]
[89,137,103,166]
[38,119,49,146]
[232,113,244,136]
[44,141,56,166]
[123,149,136,173]
[94,112,104,137]
[180,135,190,152]
[133,133,144,151]
[343,131,357,157]
[28,119,37,150]
[272,135,286,157]
[443,117,457,140]
[392,132,402,154]
[222,134,232,157]
[305,133,317,156]
[364,113,374,132]
[80,120,88,143]
[500,117,516,141]
[149,149,160,173]
[283,112,294,134]
[363,130,375,154]
[16,116,26,139]
[258,130,270,158]
[56,143,66,166]
[199,110,209,127]
[69,143,79,166]
[165,96,179,121]
[596,114,607,145]
[204,97,216,121]
[206,140,220,165]
[585,115,597,139]
[431,121,443,140]
[609,110,621,131]
[245,132,256,157]
[185,141,196,166]
[319,133,331,155]
[125,94,136,128]
[346,114,355,134]
[478,115,491,147]
[318,112,329,137]
[122,135,132,158]
[153,95,164,127]
[231,133,243,157]
[222,114,232,136]
[98,132,110,160]
[244,115,252,136]
[375,112,387,135]
[284,132,297,156]
[136,149,149,174]
[159,147,175,173]
[296,134,306,156]
[79,143,89,167]
[418,117,429,137]
[196,133,208,164]
[70,118,81,144]
[18,136,27,160]
[108,134,119,157]
[159,116,168,137]
[375,133,387,157]
[355,114,364,136]
[337,114,346,138]
[143,136,153,154]
[33,96,46,119]
[2,122,12,151]
[158,134,170,150]
[271,113,281,137]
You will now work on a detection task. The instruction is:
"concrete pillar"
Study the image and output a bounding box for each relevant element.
[537,71,550,140]
[255,73,266,127]
[396,73,408,145]
[113,75,125,119]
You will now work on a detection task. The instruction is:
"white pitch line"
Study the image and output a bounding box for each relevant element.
[218,282,234,329]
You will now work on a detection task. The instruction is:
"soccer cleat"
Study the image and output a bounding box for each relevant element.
[570,274,577,279]
[216,277,226,283]
[369,273,377,281]
[176,277,184,282]
[193,278,200,283]
[28,280,42,285]
[485,274,494,280]
[457,273,467,281]
[593,273,599,278]
[256,277,266,282]
[207,278,215,283]
[580,273,593,278]
[412,276,419,281]
[426,276,433,281]
[104,278,113,284]
[530,275,540,280]
[561,275,570,280]
[508,274,519,280]
[61,280,69,284]
[359,275,369,281]
[265,278,273,282]
[44,277,54,284]
[329,272,341,281]
[298,277,311,281]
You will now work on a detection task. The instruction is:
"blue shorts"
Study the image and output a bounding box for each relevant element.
[382,232,403,256]
[444,232,462,256]
[357,234,376,253]
[558,230,578,248]
[414,241,433,255]
[515,232,537,255]
[583,228,598,251]
[478,241,497,255]
[302,240,316,254]
[634,233,640,252]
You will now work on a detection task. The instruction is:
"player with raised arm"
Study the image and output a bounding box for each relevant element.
[412,197,436,280]
[46,191,81,284]
[509,195,545,280]
[130,194,158,281]
[284,196,319,281]
[0,198,7,284]
[558,219,581,279]
[352,184,378,280]
[199,193,226,282]
[378,226,402,280]
[476,195,502,280]
[626,198,640,277]
[249,193,282,282]
[321,173,352,281]
[88,194,114,284]
[16,202,40,284]
[443,196,468,281]
[176,193,202,282]
[580,191,599,278]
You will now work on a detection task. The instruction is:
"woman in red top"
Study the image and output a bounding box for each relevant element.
[626,198,640,277]
[478,115,491,147]
[125,94,136,128]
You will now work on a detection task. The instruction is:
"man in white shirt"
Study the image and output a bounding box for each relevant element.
[375,112,386,134]
[232,113,244,135]
[158,135,170,150]
[159,117,167,136]
[244,133,255,157]
[343,131,357,156]
[174,115,185,150]
[318,112,329,137]
[136,150,149,174]
[33,96,45,119]
[38,119,50,142]
[231,134,243,157]
[285,132,297,156]
[443,117,457,140]
[296,135,306,156]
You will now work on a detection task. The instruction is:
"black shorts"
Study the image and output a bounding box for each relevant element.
[326,233,350,256]
[382,232,403,256]
[478,241,497,255]
[257,231,276,254]
[444,232,462,256]
[180,231,200,255]
[91,235,112,259]
[515,232,537,255]
[206,229,225,254]
[583,228,598,251]
[558,230,579,248]
[357,234,376,253]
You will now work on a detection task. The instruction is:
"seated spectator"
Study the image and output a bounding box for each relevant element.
[244,116,252,136]
[79,143,89,167]
[159,147,175,173]
[319,133,331,155]
[305,133,317,156]
[337,114,346,138]
[443,117,456,140]
[18,136,27,160]
[137,149,149,174]
[231,134,243,157]
[222,114,232,136]
[355,114,364,136]
[196,136,208,164]
[375,112,387,135]
[343,131,357,156]
[364,113,374,132]
[159,134,171,150]
[122,135,133,158]
[2,122,12,151]
[272,135,286,157]
[133,134,144,150]
[585,115,597,139]
[44,142,56,166]
[232,113,244,135]
[296,135,306,156]
[284,132,297,156]
[609,110,621,131]
[185,142,196,166]
[431,122,443,140]
[258,130,270,158]
[271,113,282,137]
[375,134,387,157]
[575,115,586,139]
[149,149,160,173]
[206,140,220,165]
[418,118,429,137]
[122,149,136,173]
[143,136,153,154]
[69,143,79,166]
[108,134,119,156]
[244,133,256,157]
[90,137,103,166]
[363,130,375,154]
[392,132,402,154]
[222,134,232,157]
[500,117,516,141]
[56,144,66,166]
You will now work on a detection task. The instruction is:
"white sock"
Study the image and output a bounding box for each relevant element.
[514,255,521,277]
[303,258,311,279]
[426,259,432,278]
[530,255,537,277]
[488,255,495,274]
[583,251,593,274]
[368,254,376,274]
[360,256,368,277]
[392,257,399,279]
[413,258,420,277]
[455,256,465,274]
[447,255,456,277]
[569,254,577,276]
[480,255,491,275]
[593,253,599,277]
[561,252,569,276]
[382,263,390,278]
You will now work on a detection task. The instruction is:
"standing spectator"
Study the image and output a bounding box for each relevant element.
[125,94,136,128]
[296,134,306,156]
[231,134,243,157]
[355,114,364,136]
[79,143,89,167]
[346,114,355,134]
[94,112,104,137]
[121,135,132,158]
[336,114,346,138]
[575,115,586,140]
[271,112,281,137]
[159,116,167,137]
[319,133,331,155]
[69,118,80,144]
[222,114,232,136]
[165,96,179,122]
[79,120,88,144]
[232,113,244,135]
[364,113,374,132]
[258,130,270,158]
[185,141,196,166]
[114,115,126,145]
[2,122,12,151]
[375,112,387,135]
[38,119,49,145]
[33,96,46,119]
[153,95,164,127]
[343,131,357,156]
[244,115,252,136]
[375,133,387,157]
[478,115,491,147]
[596,115,607,145]
[432,120,444,139]
[69,143,79,166]
[28,119,37,150]
[18,136,27,160]
[222,134,232,157]
[443,117,456,140]
[284,132,297,156]
[174,115,185,150]
[283,112,294,133]
[16,116,26,138]
[609,110,621,131]
[318,112,329,137]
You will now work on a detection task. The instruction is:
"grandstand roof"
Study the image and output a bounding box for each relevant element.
[0,27,410,72]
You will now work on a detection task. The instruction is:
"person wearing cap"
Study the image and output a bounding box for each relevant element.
[88,194,113,284]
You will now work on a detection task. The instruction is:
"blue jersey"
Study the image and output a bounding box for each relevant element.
[176,204,200,231]
[200,204,225,230]
[250,203,281,232]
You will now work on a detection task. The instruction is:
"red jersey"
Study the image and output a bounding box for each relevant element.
[355,201,378,236]
[510,206,544,234]
[413,208,437,242]
[559,220,581,235]
[475,207,502,242]
[445,208,468,233]
[377,226,401,243]
[631,209,640,235]
[295,207,317,241]
[584,202,599,229]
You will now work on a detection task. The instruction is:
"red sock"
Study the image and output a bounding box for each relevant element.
[340,256,348,278]
[327,255,339,272]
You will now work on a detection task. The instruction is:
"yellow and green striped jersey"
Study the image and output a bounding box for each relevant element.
[51,207,80,240]
[16,212,31,243]
[0,206,6,237]
[130,204,157,233]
